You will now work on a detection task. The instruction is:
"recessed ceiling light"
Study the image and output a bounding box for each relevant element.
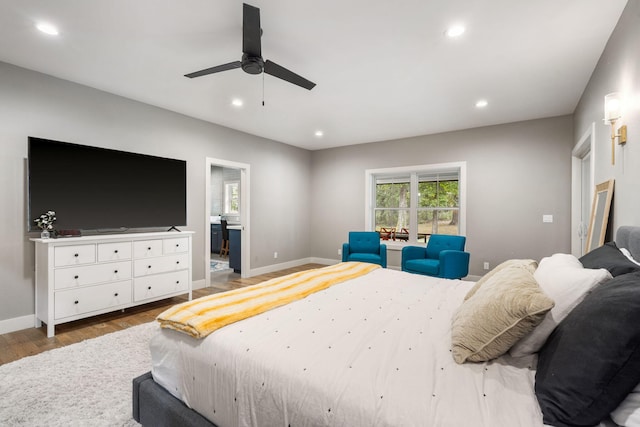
[314,130,324,137]
[35,22,59,36]
[446,24,465,38]
[231,98,243,107]
[475,99,488,108]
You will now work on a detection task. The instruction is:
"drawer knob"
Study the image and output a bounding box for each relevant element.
[175,244,179,247]
[74,300,79,304]
[176,280,180,284]
[147,286,152,290]
[148,265,152,269]
[74,275,79,279]
[114,250,119,254]
[114,292,119,297]
[176,261,180,264]
[114,270,118,274]
[74,253,79,257]
[147,247,151,250]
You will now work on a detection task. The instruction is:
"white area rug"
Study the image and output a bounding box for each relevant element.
[0,322,159,426]
[211,259,231,272]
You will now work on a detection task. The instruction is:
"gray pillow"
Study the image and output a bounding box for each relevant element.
[579,241,640,277]
[536,271,640,426]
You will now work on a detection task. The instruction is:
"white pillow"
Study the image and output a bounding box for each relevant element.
[612,382,640,427]
[509,253,611,357]
[621,247,640,267]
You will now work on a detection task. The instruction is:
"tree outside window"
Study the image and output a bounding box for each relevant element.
[418,176,459,235]
[375,179,411,236]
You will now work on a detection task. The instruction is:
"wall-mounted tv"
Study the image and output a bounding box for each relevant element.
[28,137,187,232]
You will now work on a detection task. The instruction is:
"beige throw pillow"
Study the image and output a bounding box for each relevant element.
[452,265,554,364]
[464,259,538,301]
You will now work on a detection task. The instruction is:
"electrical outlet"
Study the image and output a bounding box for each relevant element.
[274,252,278,259]
[338,248,342,256]
[483,262,490,270]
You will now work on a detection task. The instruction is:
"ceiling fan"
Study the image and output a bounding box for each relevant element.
[185,3,316,91]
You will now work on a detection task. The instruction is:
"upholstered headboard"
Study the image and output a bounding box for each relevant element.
[615,226,640,260]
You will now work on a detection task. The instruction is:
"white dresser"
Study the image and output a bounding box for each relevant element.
[32,231,193,337]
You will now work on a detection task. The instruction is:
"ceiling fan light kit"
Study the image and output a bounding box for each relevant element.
[185,3,316,91]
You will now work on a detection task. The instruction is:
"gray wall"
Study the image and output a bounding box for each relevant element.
[573,0,640,231]
[0,61,312,324]
[309,116,574,275]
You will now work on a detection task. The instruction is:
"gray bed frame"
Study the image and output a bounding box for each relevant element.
[616,226,640,259]
[133,371,217,427]
[132,226,640,427]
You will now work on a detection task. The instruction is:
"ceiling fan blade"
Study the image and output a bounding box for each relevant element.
[242,3,261,57]
[264,60,316,90]
[184,61,242,78]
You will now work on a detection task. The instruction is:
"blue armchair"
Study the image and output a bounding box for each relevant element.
[401,234,469,279]
[342,231,387,268]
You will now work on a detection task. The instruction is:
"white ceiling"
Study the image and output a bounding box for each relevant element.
[0,0,628,150]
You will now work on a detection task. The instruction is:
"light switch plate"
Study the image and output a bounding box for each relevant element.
[543,214,553,223]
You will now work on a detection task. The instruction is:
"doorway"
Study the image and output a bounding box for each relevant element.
[571,123,595,256]
[205,157,251,287]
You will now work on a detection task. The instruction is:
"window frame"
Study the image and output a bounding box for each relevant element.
[223,180,240,215]
[365,161,466,247]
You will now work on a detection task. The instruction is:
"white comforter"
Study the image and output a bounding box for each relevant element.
[151,267,545,427]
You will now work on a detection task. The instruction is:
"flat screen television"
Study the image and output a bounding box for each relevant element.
[28,137,187,232]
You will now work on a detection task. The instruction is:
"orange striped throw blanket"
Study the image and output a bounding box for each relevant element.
[157,262,380,338]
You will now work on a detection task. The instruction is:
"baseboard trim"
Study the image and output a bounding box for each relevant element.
[192,278,206,290]
[246,257,337,277]
[0,314,35,335]
[308,257,339,266]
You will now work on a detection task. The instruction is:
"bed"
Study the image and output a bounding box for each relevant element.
[133,226,640,427]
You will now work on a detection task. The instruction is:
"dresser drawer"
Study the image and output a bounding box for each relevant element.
[54,245,96,267]
[133,253,189,276]
[54,280,132,320]
[54,261,132,290]
[133,270,189,302]
[97,242,132,262]
[163,237,189,254]
[133,240,163,259]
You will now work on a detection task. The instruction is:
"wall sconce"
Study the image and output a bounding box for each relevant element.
[604,92,627,165]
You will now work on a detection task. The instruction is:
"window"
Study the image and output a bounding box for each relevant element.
[366,162,466,244]
[374,177,411,240]
[417,171,460,236]
[224,181,240,215]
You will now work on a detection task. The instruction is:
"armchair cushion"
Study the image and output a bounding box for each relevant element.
[405,258,439,276]
[346,252,386,266]
[426,234,466,258]
[348,232,381,254]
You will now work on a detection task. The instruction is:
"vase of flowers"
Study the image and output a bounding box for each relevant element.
[34,211,56,239]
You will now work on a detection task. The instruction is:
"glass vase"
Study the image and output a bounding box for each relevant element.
[40,230,51,239]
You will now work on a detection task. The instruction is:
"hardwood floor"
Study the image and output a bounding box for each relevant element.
[0,263,325,366]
